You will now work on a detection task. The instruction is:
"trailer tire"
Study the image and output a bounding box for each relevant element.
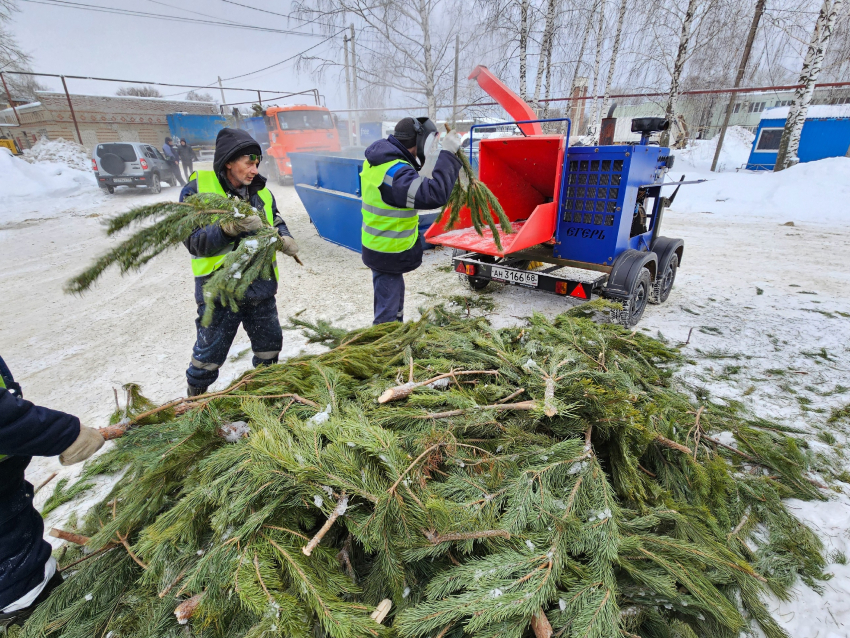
[619,267,651,326]
[649,254,678,304]
[465,276,490,291]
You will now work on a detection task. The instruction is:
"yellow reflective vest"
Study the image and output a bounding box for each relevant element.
[189,171,277,279]
[360,160,419,253]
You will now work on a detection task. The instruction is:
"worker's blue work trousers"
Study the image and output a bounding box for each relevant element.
[186,296,282,390]
[371,270,405,325]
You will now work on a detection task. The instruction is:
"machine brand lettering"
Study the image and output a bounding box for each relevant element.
[563,226,606,240]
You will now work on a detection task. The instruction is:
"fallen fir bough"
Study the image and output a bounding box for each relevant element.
[65,193,297,326]
[22,303,831,638]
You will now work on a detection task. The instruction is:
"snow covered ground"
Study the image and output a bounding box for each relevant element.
[1,135,849,636]
[0,141,105,227]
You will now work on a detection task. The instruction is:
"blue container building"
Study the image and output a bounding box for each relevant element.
[746,105,850,170]
[166,113,227,147]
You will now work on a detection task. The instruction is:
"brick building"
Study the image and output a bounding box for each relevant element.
[0,91,216,152]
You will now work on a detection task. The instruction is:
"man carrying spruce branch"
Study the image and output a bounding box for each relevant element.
[180,128,298,397]
[361,117,463,324]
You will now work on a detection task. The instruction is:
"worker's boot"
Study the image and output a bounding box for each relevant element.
[187,385,208,398]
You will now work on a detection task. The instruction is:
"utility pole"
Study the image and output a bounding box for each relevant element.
[451,34,460,126]
[60,75,83,146]
[710,0,765,172]
[0,73,21,126]
[343,36,354,145]
[218,76,227,112]
[350,23,360,146]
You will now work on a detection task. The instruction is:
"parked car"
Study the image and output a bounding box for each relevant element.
[91,142,175,194]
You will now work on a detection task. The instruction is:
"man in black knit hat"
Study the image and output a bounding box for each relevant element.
[360,117,462,323]
[179,128,298,396]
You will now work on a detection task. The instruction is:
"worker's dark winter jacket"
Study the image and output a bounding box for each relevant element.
[177,143,197,165]
[0,357,80,611]
[180,131,291,304]
[361,135,461,273]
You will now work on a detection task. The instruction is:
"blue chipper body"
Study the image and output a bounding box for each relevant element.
[554,143,671,265]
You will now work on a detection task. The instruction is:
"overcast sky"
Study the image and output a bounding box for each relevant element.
[11,0,345,108]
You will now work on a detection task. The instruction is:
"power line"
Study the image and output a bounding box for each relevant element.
[328,81,850,113]
[219,30,344,82]
[19,0,332,38]
[0,69,315,95]
[219,0,344,30]
[143,0,245,26]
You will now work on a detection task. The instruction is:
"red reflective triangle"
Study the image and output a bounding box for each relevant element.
[570,283,587,299]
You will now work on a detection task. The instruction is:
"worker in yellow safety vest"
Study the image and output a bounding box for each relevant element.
[360,117,463,323]
[180,128,299,397]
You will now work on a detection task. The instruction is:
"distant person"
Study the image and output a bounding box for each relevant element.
[0,355,104,628]
[360,117,462,324]
[162,137,186,186]
[178,139,197,182]
[179,128,298,397]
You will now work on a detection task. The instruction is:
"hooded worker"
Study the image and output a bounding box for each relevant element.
[180,128,298,397]
[360,117,463,324]
[0,355,104,628]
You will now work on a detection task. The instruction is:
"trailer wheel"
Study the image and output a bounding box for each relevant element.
[465,275,490,291]
[618,267,651,326]
[649,254,678,304]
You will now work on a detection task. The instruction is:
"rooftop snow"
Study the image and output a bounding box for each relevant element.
[762,104,850,121]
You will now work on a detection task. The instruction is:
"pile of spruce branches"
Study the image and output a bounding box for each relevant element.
[20,300,830,638]
[65,193,286,326]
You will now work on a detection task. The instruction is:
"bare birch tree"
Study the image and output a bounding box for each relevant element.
[598,0,628,126]
[659,0,700,146]
[533,0,559,112]
[0,0,46,102]
[774,0,846,170]
[294,0,469,119]
[586,0,606,141]
[519,0,531,101]
[567,6,595,131]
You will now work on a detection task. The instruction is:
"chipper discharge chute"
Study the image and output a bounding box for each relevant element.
[426,67,695,326]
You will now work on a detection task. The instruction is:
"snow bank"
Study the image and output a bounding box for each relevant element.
[22,137,91,172]
[0,148,102,225]
[674,126,754,172]
[670,149,850,227]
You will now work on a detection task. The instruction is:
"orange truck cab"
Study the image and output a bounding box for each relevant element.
[262,105,341,181]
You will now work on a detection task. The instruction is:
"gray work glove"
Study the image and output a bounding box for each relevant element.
[441,130,463,154]
[278,235,299,256]
[220,214,264,237]
[59,426,105,466]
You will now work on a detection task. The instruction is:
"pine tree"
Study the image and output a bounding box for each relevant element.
[20,303,830,638]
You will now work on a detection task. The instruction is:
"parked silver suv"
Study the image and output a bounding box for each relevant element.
[91,142,175,194]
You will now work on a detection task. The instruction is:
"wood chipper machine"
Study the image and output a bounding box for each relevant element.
[426,66,694,326]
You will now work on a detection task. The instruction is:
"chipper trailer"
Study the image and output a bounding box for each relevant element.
[425,67,697,326]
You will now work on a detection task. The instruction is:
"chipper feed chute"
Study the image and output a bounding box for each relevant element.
[424,135,565,256]
[424,66,563,257]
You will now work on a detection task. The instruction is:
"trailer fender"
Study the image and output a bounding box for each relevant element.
[651,236,684,270]
[604,249,658,300]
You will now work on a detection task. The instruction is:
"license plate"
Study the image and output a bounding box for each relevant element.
[113,178,132,183]
[491,267,538,287]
